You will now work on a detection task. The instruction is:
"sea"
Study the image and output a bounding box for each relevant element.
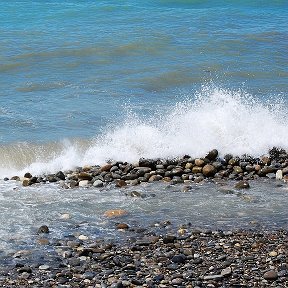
[0,0,288,257]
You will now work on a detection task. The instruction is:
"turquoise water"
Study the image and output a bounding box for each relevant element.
[0,0,288,174]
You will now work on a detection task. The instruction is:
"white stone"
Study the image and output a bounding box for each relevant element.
[38,264,50,270]
[276,170,283,180]
[79,234,88,240]
[221,267,232,276]
[93,179,103,187]
[79,180,89,187]
[60,213,70,219]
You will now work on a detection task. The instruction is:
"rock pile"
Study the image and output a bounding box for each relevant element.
[5,147,288,188]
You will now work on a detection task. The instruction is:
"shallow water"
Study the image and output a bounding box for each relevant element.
[0,179,287,258]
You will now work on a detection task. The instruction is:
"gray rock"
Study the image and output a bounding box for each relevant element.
[93,179,103,187]
[171,254,186,264]
[263,270,278,280]
[203,275,223,281]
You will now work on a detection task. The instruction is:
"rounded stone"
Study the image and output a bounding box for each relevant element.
[202,164,217,177]
[22,179,30,187]
[78,234,89,240]
[100,164,113,172]
[185,163,193,169]
[37,225,49,234]
[37,238,50,245]
[192,166,202,174]
[93,179,103,187]
[171,254,186,264]
[206,149,218,161]
[115,179,127,187]
[24,172,32,178]
[263,270,278,280]
[171,278,183,285]
[78,172,93,181]
[78,180,89,187]
[195,159,205,167]
[233,166,243,174]
[38,265,50,270]
[269,251,278,257]
[103,209,128,218]
[148,175,162,182]
[116,223,129,230]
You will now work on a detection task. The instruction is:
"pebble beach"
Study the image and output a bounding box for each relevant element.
[0,148,287,287]
[1,1,288,287]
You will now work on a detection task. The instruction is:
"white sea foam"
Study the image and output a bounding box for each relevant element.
[83,86,288,163]
[1,86,287,177]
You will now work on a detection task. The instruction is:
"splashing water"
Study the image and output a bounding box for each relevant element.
[0,87,287,177]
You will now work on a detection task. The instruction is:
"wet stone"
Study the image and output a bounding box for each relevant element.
[56,171,66,180]
[263,270,278,281]
[171,254,186,264]
[116,223,129,230]
[38,225,49,234]
[235,180,250,189]
[93,179,103,187]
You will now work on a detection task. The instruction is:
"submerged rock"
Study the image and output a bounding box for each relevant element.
[104,209,128,218]
[235,180,250,189]
[37,225,49,234]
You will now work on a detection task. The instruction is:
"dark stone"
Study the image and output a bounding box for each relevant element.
[263,270,278,281]
[163,235,176,244]
[224,154,233,163]
[29,176,38,184]
[47,175,58,182]
[37,225,49,234]
[116,223,129,230]
[139,158,156,170]
[171,254,186,264]
[24,172,32,178]
[17,266,32,273]
[82,271,96,280]
[206,149,219,161]
[154,274,164,283]
[56,171,66,180]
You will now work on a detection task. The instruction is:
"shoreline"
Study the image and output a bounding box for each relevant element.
[4,147,288,188]
[1,148,287,286]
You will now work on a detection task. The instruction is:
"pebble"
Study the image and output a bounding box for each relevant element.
[269,251,278,257]
[103,209,128,218]
[221,267,232,277]
[78,180,89,187]
[38,265,50,270]
[78,235,89,240]
[263,270,278,280]
[93,179,104,187]
[37,225,49,234]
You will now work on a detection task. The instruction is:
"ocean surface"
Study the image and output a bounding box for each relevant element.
[0,0,288,257]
